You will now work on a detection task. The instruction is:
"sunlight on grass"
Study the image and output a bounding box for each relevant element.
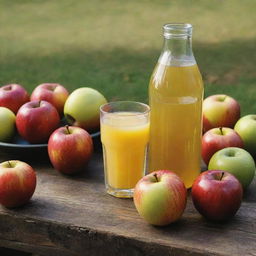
[1,0,256,114]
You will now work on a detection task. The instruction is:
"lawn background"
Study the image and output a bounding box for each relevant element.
[1,0,256,115]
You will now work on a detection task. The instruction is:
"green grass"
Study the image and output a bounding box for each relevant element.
[1,0,256,114]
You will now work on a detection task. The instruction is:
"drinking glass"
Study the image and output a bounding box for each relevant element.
[100,101,150,198]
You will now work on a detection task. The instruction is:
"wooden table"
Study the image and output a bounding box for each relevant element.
[0,140,255,256]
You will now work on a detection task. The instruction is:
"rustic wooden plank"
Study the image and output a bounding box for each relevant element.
[0,147,255,256]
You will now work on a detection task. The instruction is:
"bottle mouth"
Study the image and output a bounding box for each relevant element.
[163,23,192,38]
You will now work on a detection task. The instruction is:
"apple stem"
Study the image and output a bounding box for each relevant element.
[220,172,225,180]
[219,127,223,135]
[153,173,158,182]
[7,161,12,168]
[65,125,71,134]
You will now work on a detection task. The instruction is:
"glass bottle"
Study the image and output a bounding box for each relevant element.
[148,23,204,188]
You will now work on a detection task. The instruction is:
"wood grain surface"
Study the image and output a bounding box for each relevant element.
[0,143,255,256]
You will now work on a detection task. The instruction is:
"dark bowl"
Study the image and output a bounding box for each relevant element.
[0,131,101,163]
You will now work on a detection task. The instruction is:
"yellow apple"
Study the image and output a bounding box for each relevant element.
[0,107,16,142]
[64,87,107,131]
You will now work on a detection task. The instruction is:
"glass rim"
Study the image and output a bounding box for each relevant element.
[100,101,150,116]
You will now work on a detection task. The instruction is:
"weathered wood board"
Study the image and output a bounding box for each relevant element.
[0,147,255,256]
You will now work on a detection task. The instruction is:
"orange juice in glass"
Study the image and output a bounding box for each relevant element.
[100,101,150,198]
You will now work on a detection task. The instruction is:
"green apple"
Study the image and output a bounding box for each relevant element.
[64,87,107,131]
[0,107,16,142]
[208,147,255,188]
[234,115,256,157]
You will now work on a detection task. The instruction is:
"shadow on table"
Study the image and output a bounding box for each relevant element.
[0,247,32,256]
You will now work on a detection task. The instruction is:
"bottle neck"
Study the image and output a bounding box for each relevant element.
[163,36,193,58]
[158,23,196,66]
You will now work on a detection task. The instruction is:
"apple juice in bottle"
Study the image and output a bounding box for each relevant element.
[148,23,204,188]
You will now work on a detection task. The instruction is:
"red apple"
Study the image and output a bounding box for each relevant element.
[16,100,60,143]
[0,84,29,113]
[191,170,243,221]
[0,160,36,208]
[31,83,69,116]
[133,170,187,226]
[48,125,93,175]
[203,94,240,133]
[202,127,243,165]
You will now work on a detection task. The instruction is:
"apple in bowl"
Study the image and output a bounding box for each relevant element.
[133,170,187,226]
[0,107,16,142]
[203,94,240,133]
[64,87,107,132]
[0,84,30,114]
[16,100,60,143]
[31,83,69,116]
